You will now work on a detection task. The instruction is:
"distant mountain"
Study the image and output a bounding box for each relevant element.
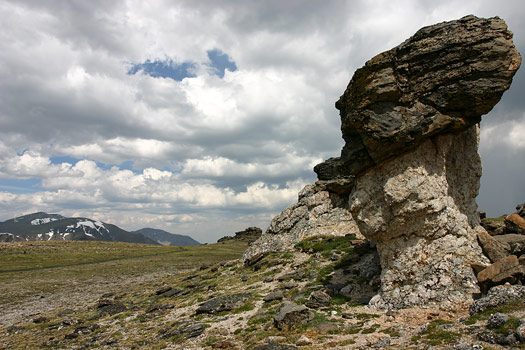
[132,228,200,246]
[0,212,158,245]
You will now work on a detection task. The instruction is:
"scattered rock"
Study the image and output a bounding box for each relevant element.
[252,343,297,350]
[273,301,314,331]
[33,316,48,324]
[263,290,284,303]
[196,293,251,314]
[244,252,266,267]
[160,323,204,339]
[487,313,508,329]
[505,213,525,234]
[282,281,297,290]
[96,300,127,316]
[305,290,331,309]
[470,285,525,315]
[477,255,525,293]
[480,218,506,236]
[146,303,174,314]
[477,229,510,262]
[295,335,312,346]
[314,321,340,333]
[158,287,185,298]
[154,286,172,295]
[494,234,525,256]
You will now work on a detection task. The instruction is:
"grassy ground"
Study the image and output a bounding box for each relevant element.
[0,240,248,325]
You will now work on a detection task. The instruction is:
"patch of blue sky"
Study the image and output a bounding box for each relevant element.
[50,155,81,165]
[206,49,237,78]
[0,178,43,194]
[128,58,197,81]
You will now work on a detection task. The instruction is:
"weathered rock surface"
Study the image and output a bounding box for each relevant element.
[273,301,314,331]
[353,126,490,309]
[477,229,511,262]
[314,15,521,184]
[243,185,361,261]
[195,293,251,314]
[334,16,519,310]
[505,213,525,234]
[217,227,262,244]
[244,15,521,310]
[470,284,525,315]
[494,234,525,256]
[477,255,525,293]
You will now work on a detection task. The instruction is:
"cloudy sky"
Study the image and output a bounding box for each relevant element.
[0,0,524,243]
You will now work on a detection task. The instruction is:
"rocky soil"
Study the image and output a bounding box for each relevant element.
[2,236,525,349]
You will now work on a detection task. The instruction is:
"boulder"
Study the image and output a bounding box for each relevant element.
[470,285,525,315]
[494,234,525,256]
[477,255,525,293]
[505,213,525,234]
[305,290,331,309]
[273,301,313,331]
[477,229,511,262]
[480,218,506,236]
[314,15,521,184]
[336,15,520,310]
[217,227,262,244]
[195,293,251,314]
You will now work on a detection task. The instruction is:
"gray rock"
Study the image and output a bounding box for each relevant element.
[477,229,510,262]
[487,313,508,329]
[160,323,204,339]
[273,301,313,331]
[470,285,525,315]
[516,318,525,342]
[195,293,251,314]
[305,290,331,309]
[263,290,284,303]
[315,15,521,182]
[494,234,525,256]
[252,343,297,350]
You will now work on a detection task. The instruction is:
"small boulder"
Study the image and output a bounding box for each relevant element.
[273,301,313,331]
[487,313,508,329]
[481,219,506,236]
[516,203,525,218]
[470,285,525,315]
[505,214,525,234]
[196,293,251,314]
[477,255,525,292]
[263,290,284,303]
[494,234,525,256]
[305,290,331,309]
[477,230,510,262]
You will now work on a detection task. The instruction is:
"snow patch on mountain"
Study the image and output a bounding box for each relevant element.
[30,217,59,225]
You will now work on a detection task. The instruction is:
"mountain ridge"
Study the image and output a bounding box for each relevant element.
[0,212,158,245]
[131,227,200,246]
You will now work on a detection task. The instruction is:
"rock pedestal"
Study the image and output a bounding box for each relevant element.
[244,15,521,310]
[350,126,488,309]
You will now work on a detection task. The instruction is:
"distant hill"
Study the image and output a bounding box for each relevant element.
[132,228,200,246]
[0,212,158,245]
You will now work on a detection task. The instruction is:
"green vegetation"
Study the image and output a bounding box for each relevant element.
[295,236,356,258]
[464,299,525,325]
[417,319,460,346]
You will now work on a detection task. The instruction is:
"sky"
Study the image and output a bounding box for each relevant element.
[0,0,524,243]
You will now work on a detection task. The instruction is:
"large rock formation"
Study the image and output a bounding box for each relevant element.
[314,15,521,184]
[242,184,361,260]
[245,15,521,309]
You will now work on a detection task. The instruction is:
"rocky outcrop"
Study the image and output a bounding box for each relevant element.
[244,15,521,310]
[352,126,490,309]
[217,227,262,244]
[243,185,362,261]
[331,15,519,310]
[314,15,521,186]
